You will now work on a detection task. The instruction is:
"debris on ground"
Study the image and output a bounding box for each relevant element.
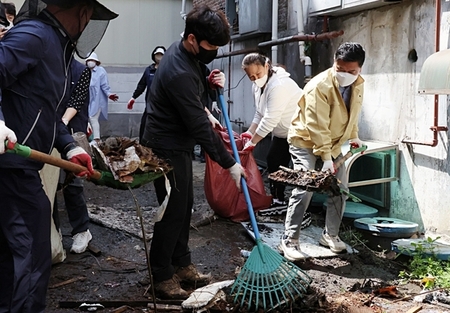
[181,280,234,310]
[91,137,172,183]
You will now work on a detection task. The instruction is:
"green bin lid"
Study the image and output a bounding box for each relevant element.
[343,202,378,219]
[354,217,419,238]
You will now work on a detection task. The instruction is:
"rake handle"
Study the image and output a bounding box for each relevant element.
[5,140,102,180]
[216,89,262,242]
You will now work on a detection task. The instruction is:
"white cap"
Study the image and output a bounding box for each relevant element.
[86,52,100,63]
[154,47,165,55]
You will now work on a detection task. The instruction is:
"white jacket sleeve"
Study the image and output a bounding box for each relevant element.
[254,84,289,138]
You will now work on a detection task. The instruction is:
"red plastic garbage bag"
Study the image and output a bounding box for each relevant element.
[204,128,272,222]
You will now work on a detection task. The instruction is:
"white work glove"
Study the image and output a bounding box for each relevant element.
[321,160,336,174]
[0,120,17,154]
[207,114,222,129]
[349,137,364,148]
[243,140,256,152]
[66,146,94,178]
[228,162,246,190]
[211,101,221,114]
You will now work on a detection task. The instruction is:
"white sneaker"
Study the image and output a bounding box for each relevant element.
[279,236,305,261]
[319,230,346,253]
[71,230,92,254]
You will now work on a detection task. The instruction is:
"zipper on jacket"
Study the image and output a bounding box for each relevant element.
[49,41,73,154]
[22,108,42,145]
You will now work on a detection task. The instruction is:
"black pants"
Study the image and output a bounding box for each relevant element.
[0,169,51,313]
[139,110,147,143]
[266,136,291,202]
[54,173,89,236]
[149,149,193,282]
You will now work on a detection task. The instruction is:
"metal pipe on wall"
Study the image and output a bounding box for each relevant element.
[180,0,187,19]
[296,0,306,63]
[402,0,448,146]
[271,0,278,63]
[216,30,344,59]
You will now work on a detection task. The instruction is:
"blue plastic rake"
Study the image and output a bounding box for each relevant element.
[216,88,312,311]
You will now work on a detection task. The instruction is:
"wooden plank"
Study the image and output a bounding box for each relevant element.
[406,306,422,313]
[49,276,86,289]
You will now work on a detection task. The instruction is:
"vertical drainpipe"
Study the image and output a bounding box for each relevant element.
[296,0,311,81]
[180,0,187,20]
[271,0,278,63]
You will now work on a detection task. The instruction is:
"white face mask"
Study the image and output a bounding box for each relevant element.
[335,71,358,87]
[254,74,268,88]
[87,61,96,69]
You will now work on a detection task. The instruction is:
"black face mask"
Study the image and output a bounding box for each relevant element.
[195,45,218,64]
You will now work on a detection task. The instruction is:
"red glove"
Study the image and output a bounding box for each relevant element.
[208,69,225,89]
[66,146,94,177]
[241,131,252,141]
[127,98,135,110]
[108,94,119,101]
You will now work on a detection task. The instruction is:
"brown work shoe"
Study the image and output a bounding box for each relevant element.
[153,275,189,300]
[175,263,211,287]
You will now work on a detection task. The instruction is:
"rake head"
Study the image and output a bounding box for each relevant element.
[230,240,312,311]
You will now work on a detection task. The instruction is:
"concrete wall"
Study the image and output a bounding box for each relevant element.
[91,0,193,139]
[320,0,450,234]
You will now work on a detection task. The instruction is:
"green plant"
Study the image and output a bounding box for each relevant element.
[398,237,450,289]
[339,226,368,248]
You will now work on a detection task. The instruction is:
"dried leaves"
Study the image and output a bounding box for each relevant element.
[92,137,172,183]
[268,166,341,196]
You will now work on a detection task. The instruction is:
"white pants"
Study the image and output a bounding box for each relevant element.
[89,109,101,140]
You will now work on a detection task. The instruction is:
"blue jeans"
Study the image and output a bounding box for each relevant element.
[284,146,348,239]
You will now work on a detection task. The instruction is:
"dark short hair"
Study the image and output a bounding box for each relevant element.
[183,5,230,46]
[3,2,16,17]
[151,45,166,62]
[334,42,365,67]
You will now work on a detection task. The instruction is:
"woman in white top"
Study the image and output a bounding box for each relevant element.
[241,53,303,212]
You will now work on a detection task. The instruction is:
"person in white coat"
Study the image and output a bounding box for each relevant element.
[241,53,303,214]
[86,52,118,141]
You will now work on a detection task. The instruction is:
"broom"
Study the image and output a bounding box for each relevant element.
[216,88,312,311]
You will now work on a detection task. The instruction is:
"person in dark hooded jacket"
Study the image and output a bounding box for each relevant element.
[127,45,166,141]
[0,1,117,312]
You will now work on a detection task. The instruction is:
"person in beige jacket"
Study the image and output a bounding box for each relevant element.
[280,42,366,261]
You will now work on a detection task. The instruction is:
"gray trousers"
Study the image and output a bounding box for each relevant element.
[284,146,348,239]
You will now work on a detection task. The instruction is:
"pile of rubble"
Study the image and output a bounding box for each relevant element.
[90,137,171,183]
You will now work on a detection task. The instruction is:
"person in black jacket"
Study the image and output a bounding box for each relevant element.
[127,45,166,142]
[141,5,245,299]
